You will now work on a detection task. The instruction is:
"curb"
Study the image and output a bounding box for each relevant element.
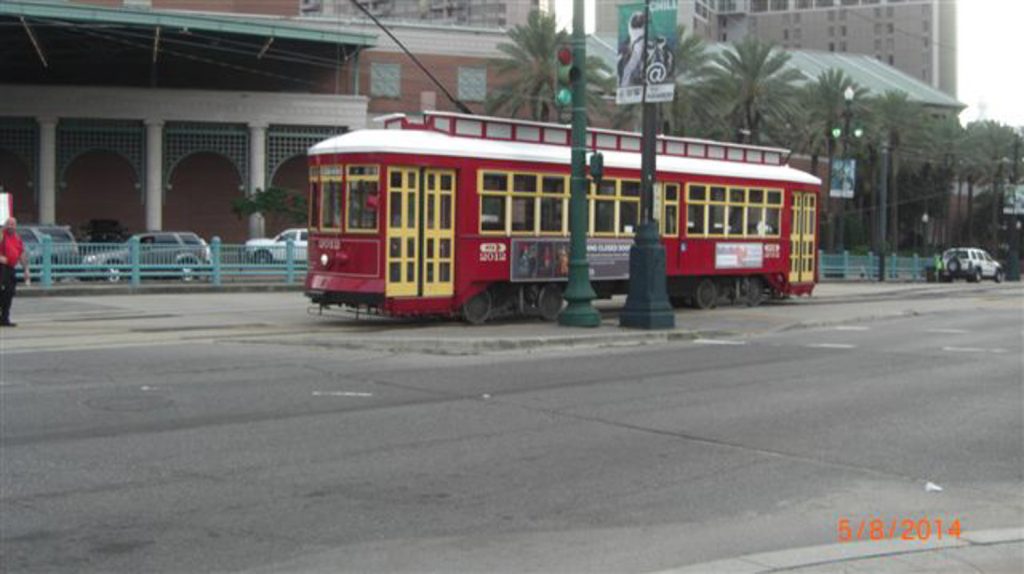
[651,527,1024,574]
[259,328,706,355]
[17,283,305,297]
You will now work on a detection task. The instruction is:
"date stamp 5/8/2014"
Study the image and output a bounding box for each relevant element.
[838,518,963,542]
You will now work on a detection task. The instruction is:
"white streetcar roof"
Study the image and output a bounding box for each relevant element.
[310,129,821,186]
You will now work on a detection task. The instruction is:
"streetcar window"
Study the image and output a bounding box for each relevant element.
[749,189,764,204]
[730,188,745,203]
[483,172,507,191]
[620,201,639,233]
[346,166,379,232]
[309,181,320,229]
[321,180,342,229]
[727,206,744,235]
[542,176,566,194]
[595,201,615,233]
[766,207,780,234]
[391,193,403,227]
[481,196,505,231]
[513,174,537,193]
[710,205,726,231]
[687,204,705,234]
[596,180,616,196]
[689,185,706,201]
[767,190,783,204]
[662,183,679,237]
[747,206,765,236]
[710,187,726,202]
[512,197,536,232]
[540,197,563,232]
[621,181,641,197]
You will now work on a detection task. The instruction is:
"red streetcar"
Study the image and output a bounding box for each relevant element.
[305,111,820,323]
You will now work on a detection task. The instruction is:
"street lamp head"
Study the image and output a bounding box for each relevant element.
[921,213,929,224]
[844,86,855,102]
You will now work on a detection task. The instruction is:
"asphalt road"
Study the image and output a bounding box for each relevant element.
[1,285,1021,572]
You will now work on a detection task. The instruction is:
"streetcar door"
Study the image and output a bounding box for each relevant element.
[386,167,419,297]
[789,192,816,283]
[422,169,455,297]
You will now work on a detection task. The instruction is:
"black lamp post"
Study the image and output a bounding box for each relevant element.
[836,86,862,251]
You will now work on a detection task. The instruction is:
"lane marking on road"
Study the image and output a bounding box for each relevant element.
[941,346,988,353]
[927,328,970,334]
[834,326,869,331]
[312,391,374,397]
[693,339,747,346]
[807,343,857,349]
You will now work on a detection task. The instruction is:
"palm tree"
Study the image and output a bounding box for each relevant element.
[967,120,1018,246]
[706,37,803,144]
[486,11,611,122]
[867,90,926,251]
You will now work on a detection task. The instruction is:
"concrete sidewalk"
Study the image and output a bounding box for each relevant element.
[658,528,1023,573]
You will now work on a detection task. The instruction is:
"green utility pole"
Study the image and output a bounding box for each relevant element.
[619,0,674,330]
[557,0,601,328]
[1008,135,1021,281]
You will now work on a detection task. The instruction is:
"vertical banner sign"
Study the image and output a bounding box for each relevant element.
[1003,184,1024,215]
[616,0,678,105]
[830,158,856,198]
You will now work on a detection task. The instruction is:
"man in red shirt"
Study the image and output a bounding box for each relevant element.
[0,217,31,327]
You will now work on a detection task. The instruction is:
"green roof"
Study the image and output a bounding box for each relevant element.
[589,36,963,110]
[1,0,376,47]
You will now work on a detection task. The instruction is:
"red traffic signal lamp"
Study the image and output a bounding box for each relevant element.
[555,46,579,108]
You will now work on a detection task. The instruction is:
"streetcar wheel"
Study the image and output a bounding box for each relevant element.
[537,284,563,321]
[461,290,492,325]
[694,279,718,310]
[746,276,766,307]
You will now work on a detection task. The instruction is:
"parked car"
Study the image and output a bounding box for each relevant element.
[244,228,308,263]
[16,224,82,275]
[940,247,1004,283]
[83,231,211,282]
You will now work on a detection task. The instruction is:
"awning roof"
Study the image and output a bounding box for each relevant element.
[0,1,376,47]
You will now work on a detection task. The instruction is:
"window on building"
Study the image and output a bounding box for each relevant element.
[874,22,882,34]
[829,26,835,37]
[922,20,930,32]
[829,42,835,51]
[346,165,379,231]
[370,62,401,98]
[751,0,768,12]
[887,22,894,34]
[457,67,487,103]
[840,0,858,5]
[888,54,895,65]
[841,25,847,36]
[828,10,835,21]
[815,0,834,7]
[795,0,811,8]
[770,0,788,11]
[784,29,790,40]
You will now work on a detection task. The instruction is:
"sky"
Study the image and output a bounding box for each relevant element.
[554,0,1023,129]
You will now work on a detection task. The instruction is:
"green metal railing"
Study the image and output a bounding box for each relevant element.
[819,250,933,281]
[18,236,308,288]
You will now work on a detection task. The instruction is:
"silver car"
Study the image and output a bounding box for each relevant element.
[83,231,211,282]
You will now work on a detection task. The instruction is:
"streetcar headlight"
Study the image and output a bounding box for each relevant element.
[320,253,329,267]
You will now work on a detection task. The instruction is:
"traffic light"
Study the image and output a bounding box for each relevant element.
[555,45,579,108]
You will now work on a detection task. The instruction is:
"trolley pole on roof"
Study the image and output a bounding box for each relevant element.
[558,0,601,328]
[619,0,675,330]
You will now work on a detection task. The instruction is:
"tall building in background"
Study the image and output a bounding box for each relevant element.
[302,0,552,28]
[593,0,956,97]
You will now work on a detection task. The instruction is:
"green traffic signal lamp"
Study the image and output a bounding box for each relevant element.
[555,46,579,108]
[853,127,864,138]
[831,127,842,139]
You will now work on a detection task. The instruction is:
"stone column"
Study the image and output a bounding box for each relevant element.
[37,117,57,224]
[248,122,267,239]
[144,119,164,231]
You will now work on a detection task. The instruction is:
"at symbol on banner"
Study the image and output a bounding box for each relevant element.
[647,62,667,84]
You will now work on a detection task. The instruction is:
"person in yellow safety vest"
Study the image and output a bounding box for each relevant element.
[933,252,943,274]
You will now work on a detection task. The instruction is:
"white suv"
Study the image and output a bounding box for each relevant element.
[941,247,1004,283]
[244,228,308,263]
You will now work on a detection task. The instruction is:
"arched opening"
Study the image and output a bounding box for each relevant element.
[267,154,309,237]
[59,150,143,236]
[166,152,246,243]
[0,149,34,223]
